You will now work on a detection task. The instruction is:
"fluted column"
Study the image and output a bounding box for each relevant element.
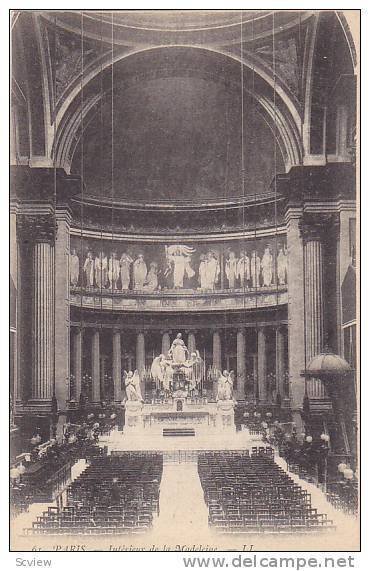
[54,209,71,411]
[212,330,222,371]
[257,327,267,402]
[188,331,196,354]
[32,241,55,403]
[72,327,82,402]
[136,332,146,397]
[161,332,170,356]
[301,215,328,398]
[28,215,56,411]
[285,209,305,427]
[113,330,122,402]
[10,208,19,405]
[236,328,246,399]
[275,326,285,399]
[91,330,100,403]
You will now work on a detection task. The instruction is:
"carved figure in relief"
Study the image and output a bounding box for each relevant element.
[83,251,94,288]
[261,245,273,287]
[205,251,220,290]
[143,261,159,291]
[198,254,208,289]
[165,245,195,289]
[217,370,234,401]
[120,253,133,290]
[101,252,108,287]
[124,370,143,402]
[94,251,108,289]
[277,244,287,285]
[70,248,79,287]
[237,251,251,288]
[225,251,238,289]
[108,251,120,290]
[133,254,147,289]
[250,250,261,288]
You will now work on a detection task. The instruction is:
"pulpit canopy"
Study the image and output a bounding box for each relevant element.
[303,351,352,380]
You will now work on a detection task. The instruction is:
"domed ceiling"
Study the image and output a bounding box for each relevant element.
[71,74,285,203]
[44,10,309,46]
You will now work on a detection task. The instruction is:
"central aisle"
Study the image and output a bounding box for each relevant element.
[152,460,213,544]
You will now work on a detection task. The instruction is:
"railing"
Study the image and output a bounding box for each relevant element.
[70,285,288,312]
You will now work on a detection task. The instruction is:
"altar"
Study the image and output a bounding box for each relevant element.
[124,398,235,435]
[123,332,236,434]
[142,400,217,429]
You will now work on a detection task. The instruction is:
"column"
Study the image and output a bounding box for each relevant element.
[286,208,305,425]
[301,215,326,398]
[113,330,122,402]
[10,208,18,405]
[275,326,285,399]
[30,216,56,410]
[72,327,82,402]
[127,355,134,372]
[236,328,246,400]
[252,354,258,401]
[91,330,100,403]
[161,332,170,356]
[54,209,71,411]
[100,356,107,399]
[188,331,196,354]
[257,327,267,402]
[212,330,222,371]
[136,332,146,396]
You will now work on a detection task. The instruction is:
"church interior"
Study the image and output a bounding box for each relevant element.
[10,10,358,549]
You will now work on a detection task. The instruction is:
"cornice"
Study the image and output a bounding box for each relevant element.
[69,224,287,243]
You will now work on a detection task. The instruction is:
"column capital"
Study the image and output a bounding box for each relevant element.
[55,207,72,225]
[285,206,303,224]
[299,213,338,244]
[237,327,246,336]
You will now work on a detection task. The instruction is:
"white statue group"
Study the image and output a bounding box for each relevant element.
[150,333,203,393]
[122,333,235,403]
[69,243,287,291]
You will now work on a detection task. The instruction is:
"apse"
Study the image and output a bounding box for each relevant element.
[71,74,285,202]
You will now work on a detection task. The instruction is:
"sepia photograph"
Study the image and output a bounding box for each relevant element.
[9,8,360,554]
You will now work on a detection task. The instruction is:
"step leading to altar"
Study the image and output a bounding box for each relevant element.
[163,427,196,437]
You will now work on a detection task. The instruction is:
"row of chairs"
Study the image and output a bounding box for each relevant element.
[198,448,335,534]
[25,453,163,535]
